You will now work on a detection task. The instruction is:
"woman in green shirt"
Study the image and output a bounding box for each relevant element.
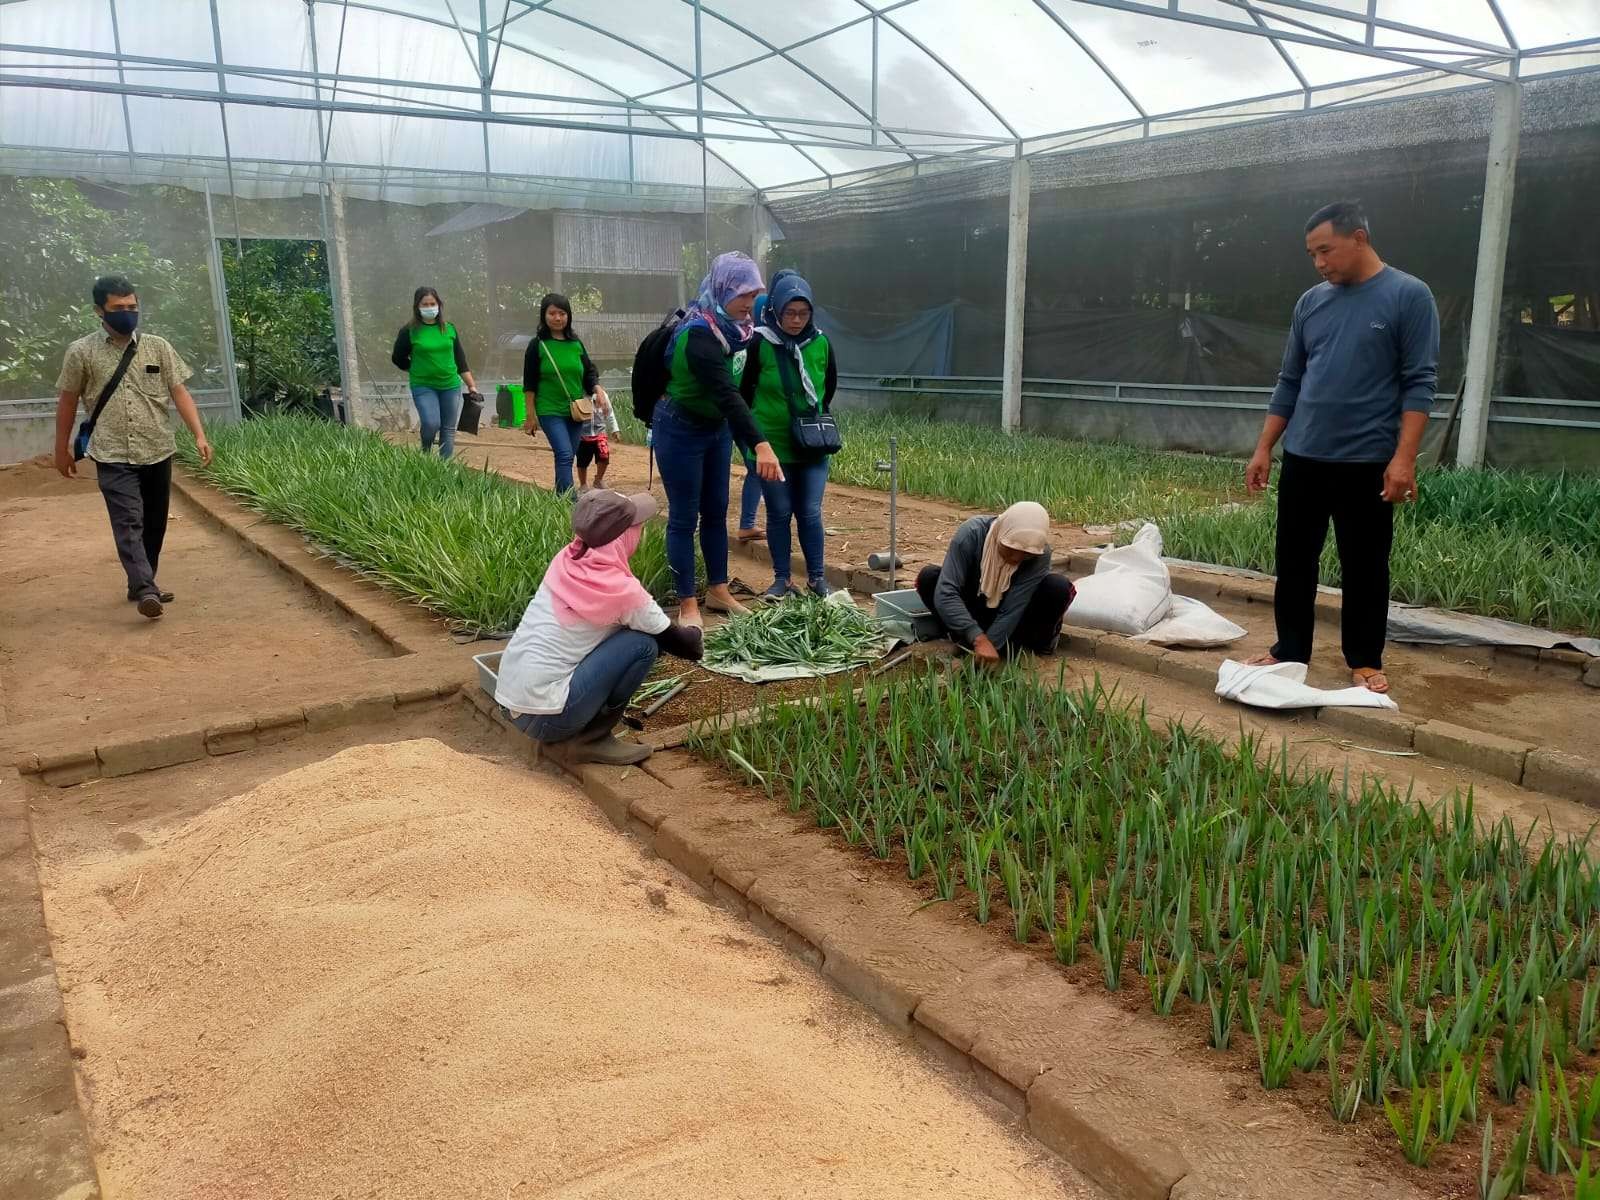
[521,292,605,495]
[390,286,477,458]
[738,270,838,599]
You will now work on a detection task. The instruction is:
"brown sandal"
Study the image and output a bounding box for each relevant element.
[1352,668,1390,694]
[734,528,763,544]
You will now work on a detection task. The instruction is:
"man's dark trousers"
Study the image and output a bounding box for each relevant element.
[94,456,172,600]
[1271,451,1394,671]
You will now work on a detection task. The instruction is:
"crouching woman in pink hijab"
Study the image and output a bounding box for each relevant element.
[495,490,702,765]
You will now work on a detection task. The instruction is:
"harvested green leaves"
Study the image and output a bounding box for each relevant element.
[703,595,887,673]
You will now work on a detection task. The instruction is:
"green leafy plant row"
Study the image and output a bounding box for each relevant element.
[693,663,1600,1183]
[177,412,673,632]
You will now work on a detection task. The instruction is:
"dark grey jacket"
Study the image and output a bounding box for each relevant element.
[934,515,1052,651]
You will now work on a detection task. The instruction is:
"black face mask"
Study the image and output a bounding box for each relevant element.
[102,310,139,336]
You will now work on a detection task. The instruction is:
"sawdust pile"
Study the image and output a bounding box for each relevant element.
[46,739,1089,1199]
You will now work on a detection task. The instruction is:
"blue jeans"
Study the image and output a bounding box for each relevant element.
[411,385,462,457]
[653,401,731,598]
[760,458,829,586]
[739,461,763,530]
[510,630,659,744]
[538,413,586,495]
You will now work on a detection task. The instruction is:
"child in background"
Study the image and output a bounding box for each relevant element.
[575,390,619,491]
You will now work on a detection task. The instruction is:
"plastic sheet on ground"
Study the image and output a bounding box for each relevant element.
[1386,605,1600,659]
[1126,553,1598,658]
[1215,659,1399,712]
[703,591,898,684]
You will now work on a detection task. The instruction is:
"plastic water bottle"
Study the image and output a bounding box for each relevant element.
[646,428,653,449]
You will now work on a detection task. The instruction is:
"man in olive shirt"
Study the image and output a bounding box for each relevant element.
[53,275,214,620]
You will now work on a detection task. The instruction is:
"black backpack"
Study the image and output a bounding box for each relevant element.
[630,306,688,427]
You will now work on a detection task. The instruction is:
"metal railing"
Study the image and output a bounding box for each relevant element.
[840,374,1600,431]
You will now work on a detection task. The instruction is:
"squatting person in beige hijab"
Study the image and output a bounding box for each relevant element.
[915,501,1076,667]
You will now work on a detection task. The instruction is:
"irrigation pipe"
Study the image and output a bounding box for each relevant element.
[640,679,688,717]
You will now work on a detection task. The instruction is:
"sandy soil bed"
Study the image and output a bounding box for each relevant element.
[40,738,1100,1200]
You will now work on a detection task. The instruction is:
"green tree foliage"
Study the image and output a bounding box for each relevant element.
[0,178,217,400]
[219,239,338,412]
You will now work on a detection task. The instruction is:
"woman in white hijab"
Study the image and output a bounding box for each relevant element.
[915,501,1076,666]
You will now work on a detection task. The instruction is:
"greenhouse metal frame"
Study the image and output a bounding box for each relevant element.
[3,0,1598,464]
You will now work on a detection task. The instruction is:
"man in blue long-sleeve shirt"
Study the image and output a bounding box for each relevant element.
[1244,200,1439,695]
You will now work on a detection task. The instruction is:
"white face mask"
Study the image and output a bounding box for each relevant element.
[419,305,440,321]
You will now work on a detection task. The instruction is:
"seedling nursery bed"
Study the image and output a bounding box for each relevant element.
[689,660,1600,1197]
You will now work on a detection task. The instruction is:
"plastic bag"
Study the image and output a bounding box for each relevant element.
[1133,595,1246,648]
[1215,659,1398,711]
[1066,523,1173,635]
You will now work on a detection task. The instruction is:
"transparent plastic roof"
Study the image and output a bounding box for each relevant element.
[1,0,1597,200]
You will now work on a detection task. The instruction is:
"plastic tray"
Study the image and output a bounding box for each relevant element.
[873,589,942,642]
[472,651,502,696]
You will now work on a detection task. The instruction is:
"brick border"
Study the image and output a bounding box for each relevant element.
[1056,625,1600,809]
[13,678,462,790]
[1,768,102,1200]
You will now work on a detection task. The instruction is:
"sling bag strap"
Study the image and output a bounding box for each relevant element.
[74,336,140,460]
[540,337,594,423]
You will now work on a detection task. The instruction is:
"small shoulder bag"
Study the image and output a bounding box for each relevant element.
[778,341,841,456]
[541,338,594,423]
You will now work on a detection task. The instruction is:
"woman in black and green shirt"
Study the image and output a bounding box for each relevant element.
[522,292,604,495]
[391,286,477,457]
[738,271,837,599]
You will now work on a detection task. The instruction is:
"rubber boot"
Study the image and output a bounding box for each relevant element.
[565,705,652,766]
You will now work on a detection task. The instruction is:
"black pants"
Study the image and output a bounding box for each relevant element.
[1271,452,1393,671]
[95,456,172,600]
[916,564,1075,655]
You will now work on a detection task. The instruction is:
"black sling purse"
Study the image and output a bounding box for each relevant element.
[776,340,841,456]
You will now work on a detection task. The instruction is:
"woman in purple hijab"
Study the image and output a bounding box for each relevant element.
[655,252,782,627]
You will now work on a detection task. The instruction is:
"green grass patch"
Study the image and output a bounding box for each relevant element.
[1159,469,1600,635]
[178,412,672,633]
[695,663,1600,1180]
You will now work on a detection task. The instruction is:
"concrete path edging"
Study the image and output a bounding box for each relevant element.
[1061,626,1600,810]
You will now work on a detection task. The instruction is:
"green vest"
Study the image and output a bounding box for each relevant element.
[533,336,589,419]
[665,327,746,425]
[407,321,461,389]
[748,333,830,463]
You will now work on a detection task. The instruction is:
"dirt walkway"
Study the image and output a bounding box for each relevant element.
[37,738,1102,1200]
[0,457,391,730]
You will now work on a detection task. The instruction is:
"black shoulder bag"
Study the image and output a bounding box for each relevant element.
[73,338,139,461]
[778,341,842,456]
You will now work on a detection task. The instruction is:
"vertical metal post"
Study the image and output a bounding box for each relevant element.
[1000,153,1031,433]
[694,0,709,273]
[870,15,880,147]
[308,0,356,425]
[107,0,137,173]
[203,181,242,423]
[207,0,244,258]
[1458,81,1521,467]
[887,436,898,592]
[478,0,492,193]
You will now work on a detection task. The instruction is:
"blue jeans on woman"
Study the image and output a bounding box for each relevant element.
[411,385,462,457]
[652,400,730,599]
[760,458,829,588]
[537,413,587,495]
[510,630,659,744]
[739,461,763,531]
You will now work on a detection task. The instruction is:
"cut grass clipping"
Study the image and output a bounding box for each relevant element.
[178,413,672,633]
[694,662,1600,1184]
[704,594,887,674]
